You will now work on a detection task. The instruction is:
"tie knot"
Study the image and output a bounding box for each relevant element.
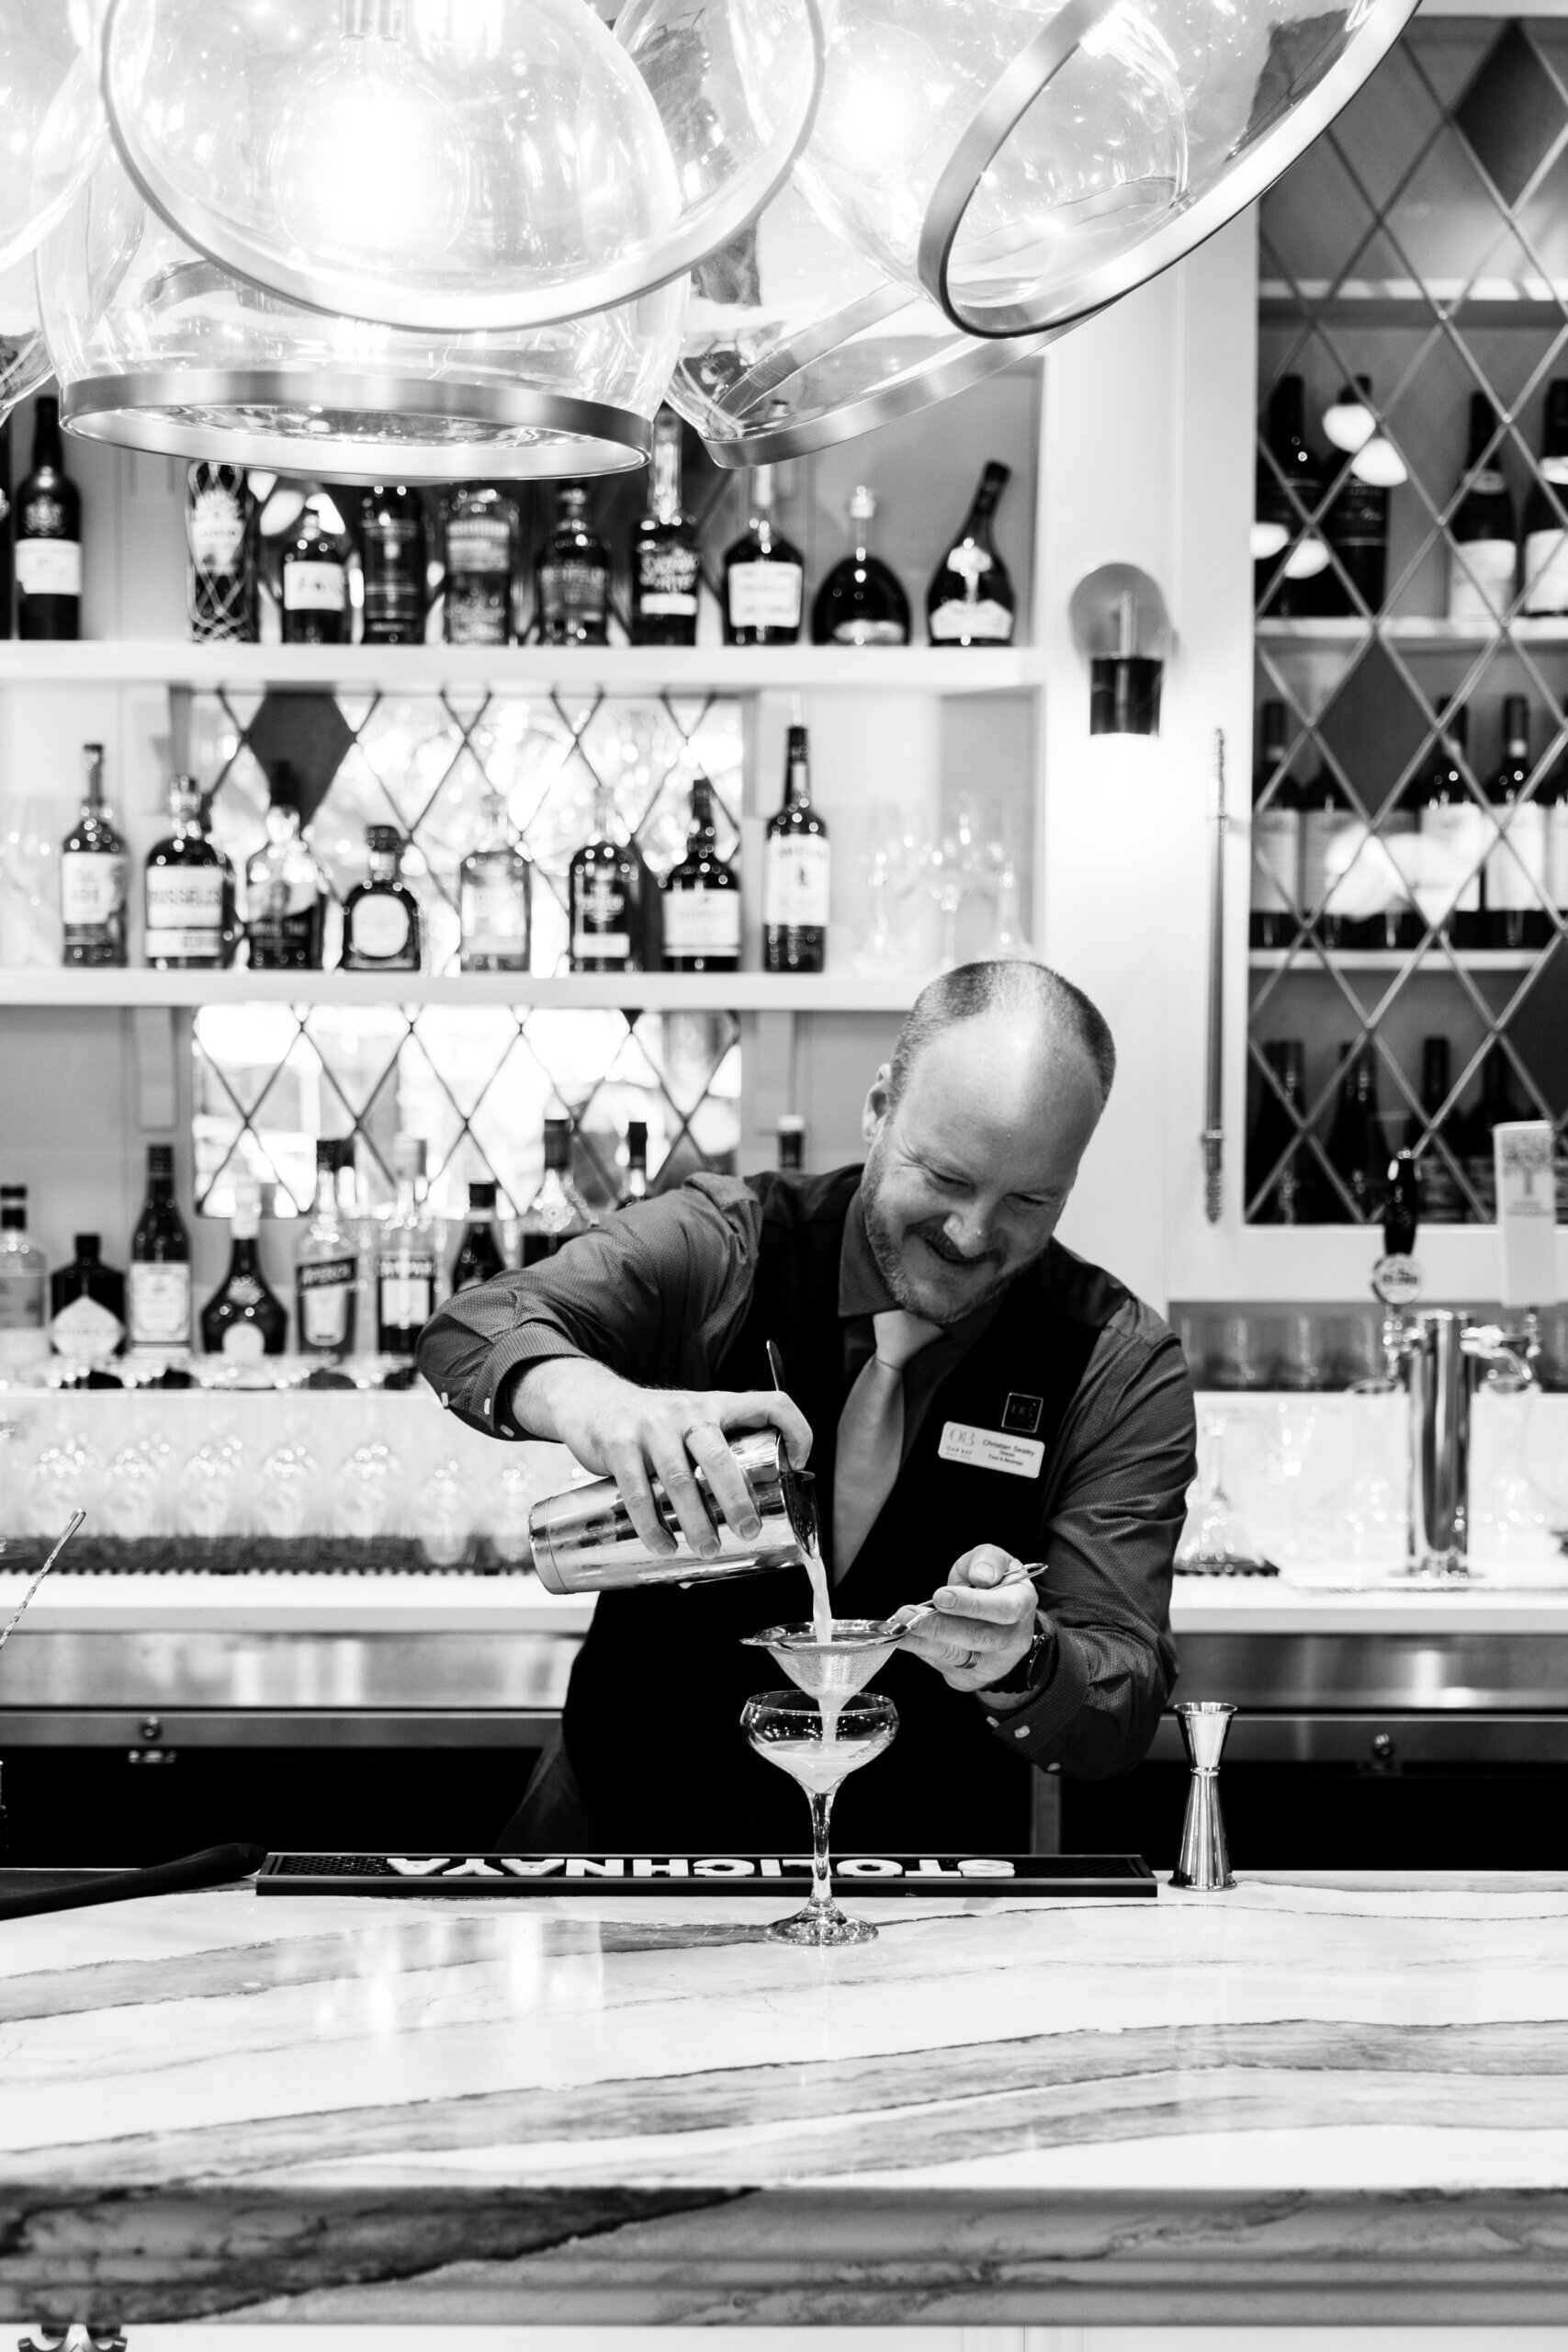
[872,1307,942,1372]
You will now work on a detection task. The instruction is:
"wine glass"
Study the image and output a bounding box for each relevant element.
[740,1689,897,1947]
[1175,1410,1276,1575]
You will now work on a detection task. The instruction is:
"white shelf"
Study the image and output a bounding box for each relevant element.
[1250,949,1543,974]
[1258,617,1568,652]
[0,967,928,1012]
[0,642,1044,696]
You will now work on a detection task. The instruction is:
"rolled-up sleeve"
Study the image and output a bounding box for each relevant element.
[415,1174,763,1440]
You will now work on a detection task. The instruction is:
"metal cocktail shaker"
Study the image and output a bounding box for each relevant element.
[527,1430,818,1594]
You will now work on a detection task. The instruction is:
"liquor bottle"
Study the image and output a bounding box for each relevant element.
[377,1136,436,1354]
[1247,1039,1314,1223]
[569,780,640,973]
[621,1120,649,1205]
[630,411,700,647]
[201,789,242,969]
[142,774,227,969]
[296,1139,357,1360]
[660,775,740,972]
[1458,1046,1537,1222]
[49,1233,126,1370]
[442,484,512,645]
[1404,1036,1466,1226]
[1450,393,1516,625]
[0,418,13,642]
[1255,375,1327,618]
[186,460,255,643]
[762,722,829,974]
[244,764,326,969]
[16,396,81,639]
[1412,701,1483,945]
[1248,699,1299,950]
[536,482,610,647]
[1482,695,1549,950]
[927,460,1016,646]
[128,1141,191,1357]
[518,1118,595,1267]
[342,825,422,972]
[1324,380,1388,614]
[458,791,532,972]
[1299,763,1354,951]
[1374,710,1449,954]
[360,483,428,646]
[200,1180,287,1358]
[0,1185,48,1377]
[452,1179,505,1293]
[60,742,128,967]
[1522,379,1568,616]
[1547,752,1568,934]
[776,1113,805,1173]
[811,485,909,647]
[1325,1044,1387,1221]
[281,495,348,645]
[722,467,804,646]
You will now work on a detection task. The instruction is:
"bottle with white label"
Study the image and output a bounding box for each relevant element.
[763,722,829,974]
[342,825,422,972]
[630,410,700,648]
[811,485,910,647]
[200,1180,287,1358]
[721,468,804,646]
[280,495,348,645]
[0,1185,48,1377]
[1412,702,1483,944]
[927,461,1016,646]
[60,742,127,967]
[569,780,640,973]
[661,775,740,972]
[1546,757,1568,933]
[458,791,531,972]
[49,1233,126,1371]
[1248,700,1299,950]
[296,1139,356,1359]
[1482,695,1549,950]
[16,396,81,640]
[377,1136,436,1358]
[1522,380,1568,616]
[1449,393,1516,625]
[145,775,227,968]
[128,1141,191,1356]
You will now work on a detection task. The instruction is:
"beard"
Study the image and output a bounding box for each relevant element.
[861,1134,1020,1327]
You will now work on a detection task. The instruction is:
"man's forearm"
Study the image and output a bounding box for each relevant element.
[506,1356,627,1446]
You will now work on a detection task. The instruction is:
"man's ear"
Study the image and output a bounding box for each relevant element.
[862,1064,893,1147]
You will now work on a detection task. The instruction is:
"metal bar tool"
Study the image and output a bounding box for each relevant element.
[1170,1700,1235,1891]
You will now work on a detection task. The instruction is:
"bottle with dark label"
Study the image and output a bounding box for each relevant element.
[128,1141,191,1357]
[145,774,227,969]
[1482,695,1549,950]
[459,790,531,972]
[1323,380,1388,614]
[360,483,428,645]
[296,1139,356,1359]
[661,775,740,971]
[343,825,422,972]
[281,495,347,645]
[244,764,326,970]
[376,1136,435,1356]
[1325,1043,1388,1222]
[776,1113,806,1172]
[201,1179,287,1358]
[1412,701,1483,946]
[49,1233,126,1370]
[1255,374,1327,618]
[811,485,909,647]
[630,411,700,647]
[1248,700,1299,950]
[722,467,804,645]
[1450,393,1516,625]
[519,1118,595,1267]
[60,742,127,967]
[1523,379,1568,616]
[0,1184,47,1379]
[16,396,81,639]
[537,482,610,647]
[569,780,640,972]
[927,460,1016,645]
[762,721,828,973]
[1247,1038,1314,1222]
[1405,1036,1466,1225]
[443,483,513,645]
[186,461,255,643]
[621,1119,649,1205]
[452,1178,505,1293]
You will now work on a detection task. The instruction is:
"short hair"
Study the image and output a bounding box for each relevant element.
[886,960,1116,1108]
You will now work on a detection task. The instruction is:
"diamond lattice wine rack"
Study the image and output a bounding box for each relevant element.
[1251,15,1568,1230]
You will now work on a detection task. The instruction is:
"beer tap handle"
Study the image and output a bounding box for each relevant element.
[1461,1321,1535,1391]
[1364,1152,1423,1389]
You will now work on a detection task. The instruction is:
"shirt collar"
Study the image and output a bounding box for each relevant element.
[838,1186,1007,1350]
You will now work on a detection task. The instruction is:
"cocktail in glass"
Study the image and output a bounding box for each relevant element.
[740,1688,897,1945]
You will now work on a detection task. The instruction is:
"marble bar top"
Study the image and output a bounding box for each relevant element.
[5,1872,1568,2324]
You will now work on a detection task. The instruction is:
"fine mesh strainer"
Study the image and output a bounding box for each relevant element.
[740,1605,933,1700]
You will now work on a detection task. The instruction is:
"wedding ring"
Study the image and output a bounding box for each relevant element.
[956,1645,980,1670]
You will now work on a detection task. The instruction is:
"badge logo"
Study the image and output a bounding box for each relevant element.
[1001,1392,1043,1434]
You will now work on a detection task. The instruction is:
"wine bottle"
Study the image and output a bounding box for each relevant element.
[281,495,348,645]
[1255,375,1327,618]
[776,1114,805,1172]
[518,1119,595,1267]
[1449,393,1516,625]
[376,1136,435,1357]
[927,460,1015,645]
[660,775,740,972]
[1546,752,1568,934]
[1405,1036,1466,1226]
[128,1141,191,1357]
[722,468,804,646]
[1248,700,1299,950]
[186,461,255,644]
[200,1181,287,1358]
[762,721,829,974]
[0,417,13,642]
[458,791,531,973]
[296,1140,357,1360]
[630,411,700,648]
[1325,1044,1387,1221]
[16,396,81,639]
[60,742,128,968]
[144,775,227,969]
[621,1120,649,1205]
[569,780,640,973]
[811,485,909,647]
[1459,1046,1537,1222]
[1412,702,1483,945]
[1299,762,1354,952]
[342,826,422,973]
[443,484,513,645]
[244,764,327,970]
[1247,1039,1314,1223]
[536,482,610,647]
[360,483,428,646]
[452,1179,505,1293]
[1522,379,1568,616]
[0,1185,48,1378]
[1324,380,1388,614]
[1482,695,1549,950]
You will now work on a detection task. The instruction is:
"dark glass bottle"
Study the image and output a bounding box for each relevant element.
[1411,701,1483,947]
[342,826,422,972]
[458,790,531,972]
[60,742,128,967]
[1255,375,1326,619]
[377,1136,435,1357]
[443,484,513,645]
[296,1140,356,1359]
[244,764,326,970]
[630,410,700,647]
[128,1141,191,1357]
[144,774,227,969]
[762,721,828,974]
[1450,393,1516,624]
[1247,1039,1314,1222]
[661,775,740,972]
[452,1179,505,1293]
[1325,1044,1388,1222]
[1324,379,1388,614]
[1377,707,1460,954]
[811,485,909,647]
[48,1233,126,1370]
[200,1181,287,1358]
[1405,1036,1466,1226]
[621,1120,649,1205]
[1482,695,1549,950]
[16,396,81,639]
[1248,700,1299,950]
[360,483,428,645]
[722,467,804,646]
[1522,379,1568,616]
[537,482,610,647]
[927,459,1015,645]
[569,780,640,973]
[281,496,348,645]
[1299,762,1352,951]
[519,1119,596,1268]
[186,461,255,644]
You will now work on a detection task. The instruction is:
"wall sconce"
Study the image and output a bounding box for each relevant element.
[1068,562,1170,736]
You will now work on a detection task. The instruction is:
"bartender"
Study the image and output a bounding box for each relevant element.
[419,959,1195,1852]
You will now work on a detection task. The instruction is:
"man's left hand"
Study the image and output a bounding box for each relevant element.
[900,1544,1040,1692]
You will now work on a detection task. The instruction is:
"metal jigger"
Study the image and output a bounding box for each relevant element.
[1170,1701,1235,1892]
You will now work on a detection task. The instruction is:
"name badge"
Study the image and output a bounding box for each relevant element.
[938,1420,1044,1478]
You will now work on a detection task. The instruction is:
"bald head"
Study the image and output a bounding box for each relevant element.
[887,959,1115,1112]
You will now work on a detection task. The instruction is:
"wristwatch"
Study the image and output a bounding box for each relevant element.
[983,1602,1054,1699]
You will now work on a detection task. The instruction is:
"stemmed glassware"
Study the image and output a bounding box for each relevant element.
[1175,1409,1276,1576]
[740,1688,897,1946]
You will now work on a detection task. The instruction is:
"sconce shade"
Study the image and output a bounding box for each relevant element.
[1070,560,1170,736]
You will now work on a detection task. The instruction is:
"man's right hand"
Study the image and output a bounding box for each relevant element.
[513,1358,812,1559]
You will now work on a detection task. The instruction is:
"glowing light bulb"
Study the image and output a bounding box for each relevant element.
[268,28,469,272]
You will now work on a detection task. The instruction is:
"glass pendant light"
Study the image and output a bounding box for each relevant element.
[39,141,686,480]
[97,0,823,334]
[0,258,52,424]
[0,0,102,270]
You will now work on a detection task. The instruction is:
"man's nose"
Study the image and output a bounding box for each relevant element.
[942,1204,997,1259]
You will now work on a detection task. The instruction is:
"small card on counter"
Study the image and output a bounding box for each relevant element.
[257,1852,1156,1898]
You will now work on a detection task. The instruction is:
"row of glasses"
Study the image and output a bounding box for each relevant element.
[852,805,1035,976]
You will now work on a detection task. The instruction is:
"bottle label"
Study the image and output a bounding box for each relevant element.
[728,560,802,631]
[447,517,510,574]
[1416,804,1483,922]
[461,874,529,954]
[637,545,700,616]
[539,560,608,623]
[0,1274,45,1331]
[1300,807,1359,920]
[51,1291,123,1363]
[1484,804,1548,910]
[1522,528,1568,614]
[1375,811,1419,909]
[146,865,225,961]
[188,483,248,570]
[929,596,1013,644]
[298,1254,355,1349]
[61,851,126,927]
[763,834,830,927]
[221,1320,266,1362]
[129,1261,191,1347]
[1449,540,1515,620]
[662,884,741,955]
[17,537,81,597]
[378,1269,434,1330]
[349,894,412,960]
[573,926,630,960]
[830,616,907,647]
[247,896,319,961]
[445,585,510,644]
[573,872,631,963]
[1249,808,1299,914]
[1548,801,1568,912]
[284,559,346,613]
[365,520,425,630]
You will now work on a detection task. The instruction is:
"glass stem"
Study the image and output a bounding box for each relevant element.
[808,1786,835,1909]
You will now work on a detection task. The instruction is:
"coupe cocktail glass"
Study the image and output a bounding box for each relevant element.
[740,1689,897,1947]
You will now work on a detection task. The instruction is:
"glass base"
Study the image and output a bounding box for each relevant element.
[764,1899,877,1947]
